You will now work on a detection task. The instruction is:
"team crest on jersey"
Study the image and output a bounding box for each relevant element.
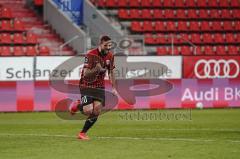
[84,57,88,63]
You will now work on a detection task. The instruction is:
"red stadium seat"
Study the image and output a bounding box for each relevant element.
[215,46,227,55]
[0,46,12,56]
[1,20,12,31]
[209,9,220,19]
[232,10,240,19]
[153,10,163,19]
[96,0,105,7]
[164,10,175,18]
[196,0,207,7]
[26,46,37,56]
[175,46,190,55]
[230,0,240,7]
[13,19,25,31]
[0,33,12,44]
[174,0,185,7]
[190,34,201,44]
[220,9,232,19]
[189,21,200,31]
[223,21,233,31]
[236,21,240,31]
[1,46,12,56]
[154,21,165,31]
[228,46,239,55]
[187,9,198,19]
[198,10,209,19]
[219,0,229,7]
[213,33,224,43]
[196,46,205,55]
[129,9,140,19]
[34,0,43,6]
[181,46,193,56]
[13,46,25,56]
[1,7,12,18]
[175,10,186,19]
[157,47,170,55]
[175,46,182,55]
[142,21,154,32]
[204,46,215,55]
[131,21,142,32]
[177,21,188,31]
[129,0,139,7]
[26,32,38,44]
[105,0,116,8]
[152,0,162,7]
[117,0,128,7]
[173,34,181,44]
[202,33,213,43]
[165,21,176,32]
[140,0,152,7]
[144,34,156,44]
[200,21,211,31]
[185,0,196,7]
[39,46,50,55]
[156,33,169,44]
[208,0,218,7]
[211,21,222,31]
[118,9,128,19]
[141,9,152,19]
[225,33,235,43]
[163,0,173,7]
[174,34,188,44]
[237,34,240,43]
[13,33,24,44]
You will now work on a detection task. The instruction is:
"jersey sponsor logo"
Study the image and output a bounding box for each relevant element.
[84,57,88,63]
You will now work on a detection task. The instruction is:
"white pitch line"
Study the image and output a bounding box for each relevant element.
[0,133,73,138]
[0,133,239,144]
[132,128,240,132]
[95,136,215,142]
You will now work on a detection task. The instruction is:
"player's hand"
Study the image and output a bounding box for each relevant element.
[98,68,107,75]
[112,88,118,97]
[96,63,107,74]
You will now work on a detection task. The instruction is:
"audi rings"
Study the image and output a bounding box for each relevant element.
[194,59,239,79]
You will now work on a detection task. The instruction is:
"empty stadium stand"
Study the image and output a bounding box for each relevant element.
[0,0,75,56]
[91,0,240,56]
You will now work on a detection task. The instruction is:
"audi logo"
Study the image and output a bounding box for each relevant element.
[194,59,240,79]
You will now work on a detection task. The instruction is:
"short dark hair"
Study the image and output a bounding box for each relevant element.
[100,35,111,43]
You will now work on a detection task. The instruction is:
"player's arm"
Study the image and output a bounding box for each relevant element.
[108,56,117,91]
[83,54,106,78]
[109,69,116,89]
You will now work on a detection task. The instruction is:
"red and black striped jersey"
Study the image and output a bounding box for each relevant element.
[79,48,115,88]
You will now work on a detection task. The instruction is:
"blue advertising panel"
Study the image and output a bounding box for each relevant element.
[53,0,83,25]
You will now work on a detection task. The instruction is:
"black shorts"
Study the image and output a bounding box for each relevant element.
[79,87,105,111]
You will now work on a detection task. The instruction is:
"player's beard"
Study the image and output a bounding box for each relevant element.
[100,49,110,56]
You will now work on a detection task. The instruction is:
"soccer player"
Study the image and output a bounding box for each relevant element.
[70,35,117,140]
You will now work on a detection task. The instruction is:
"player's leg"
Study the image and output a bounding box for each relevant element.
[80,101,101,134]
[78,88,105,140]
[69,96,93,115]
[78,100,103,140]
[77,94,94,140]
[69,100,80,115]
[92,100,102,116]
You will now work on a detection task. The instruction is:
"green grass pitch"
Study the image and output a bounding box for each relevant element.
[0,109,240,159]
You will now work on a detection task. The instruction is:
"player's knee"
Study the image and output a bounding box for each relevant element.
[83,104,93,116]
[93,104,102,116]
